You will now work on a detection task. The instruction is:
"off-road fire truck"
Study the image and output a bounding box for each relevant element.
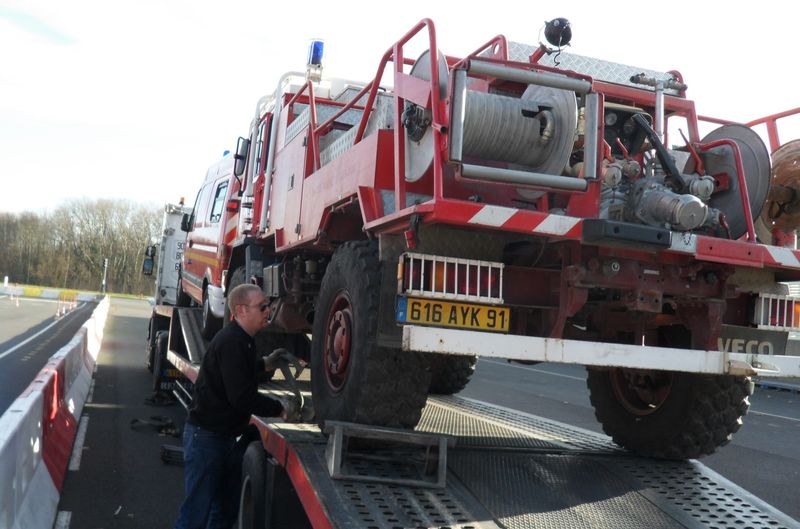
[144,18,800,529]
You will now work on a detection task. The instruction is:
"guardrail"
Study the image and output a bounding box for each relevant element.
[0,296,110,529]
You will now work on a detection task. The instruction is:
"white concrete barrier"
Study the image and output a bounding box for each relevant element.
[0,296,110,529]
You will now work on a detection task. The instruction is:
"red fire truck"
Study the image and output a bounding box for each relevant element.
[162,17,800,464]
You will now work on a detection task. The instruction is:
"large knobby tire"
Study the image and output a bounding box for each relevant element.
[200,287,221,339]
[238,441,266,529]
[586,368,753,459]
[427,354,477,395]
[311,241,430,429]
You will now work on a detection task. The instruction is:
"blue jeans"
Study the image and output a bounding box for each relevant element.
[174,422,246,529]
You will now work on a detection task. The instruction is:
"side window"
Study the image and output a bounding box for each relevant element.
[209,181,229,223]
[190,187,205,229]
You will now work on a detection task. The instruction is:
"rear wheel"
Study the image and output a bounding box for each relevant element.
[311,241,430,428]
[586,368,753,459]
[151,331,169,393]
[238,441,266,529]
[427,354,477,395]
[238,441,311,529]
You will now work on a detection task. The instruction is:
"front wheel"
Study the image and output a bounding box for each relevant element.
[311,241,430,429]
[586,368,753,459]
[200,288,221,339]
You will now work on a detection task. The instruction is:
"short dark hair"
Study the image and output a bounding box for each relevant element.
[228,284,262,312]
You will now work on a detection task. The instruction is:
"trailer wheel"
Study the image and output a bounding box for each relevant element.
[586,368,753,459]
[427,354,477,395]
[200,287,221,339]
[239,441,266,529]
[311,241,430,428]
[238,441,312,529]
[151,331,169,393]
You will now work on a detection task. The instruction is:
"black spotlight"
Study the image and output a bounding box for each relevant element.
[544,18,572,47]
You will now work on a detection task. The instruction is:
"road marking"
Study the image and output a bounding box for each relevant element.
[68,415,90,471]
[484,358,586,381]
[54,511,71,529]
[0,302,86,360]
[487,360,800,422]
[750,410,800,423]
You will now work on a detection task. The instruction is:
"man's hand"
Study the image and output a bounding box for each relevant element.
[279,397,302,422]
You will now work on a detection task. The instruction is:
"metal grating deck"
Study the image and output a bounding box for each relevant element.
[268,395,798,529]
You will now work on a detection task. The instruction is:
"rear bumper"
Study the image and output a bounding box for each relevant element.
[401,325,800,378]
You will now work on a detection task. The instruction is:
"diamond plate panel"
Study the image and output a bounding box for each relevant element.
[421,396,621,452]
[449,452,686,529]
[295,444,501,529]
[501,41,683,96]
[319,94,395,166]
[285,103,365,146]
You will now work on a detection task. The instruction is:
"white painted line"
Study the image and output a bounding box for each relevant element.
[68,415,90,471]
[750,410,800,423]
[484,358,587,381]
[0,302,86,360]
[55,511,71,529]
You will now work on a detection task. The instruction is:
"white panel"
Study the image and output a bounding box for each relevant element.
[468,205,517,227]
[532,215,580,236]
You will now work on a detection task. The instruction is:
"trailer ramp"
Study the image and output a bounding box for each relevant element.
[259,393,799,529]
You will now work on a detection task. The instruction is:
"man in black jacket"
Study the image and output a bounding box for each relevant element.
[175,284,288,529]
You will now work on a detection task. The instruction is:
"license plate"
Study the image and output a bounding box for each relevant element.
[397,297,510,332]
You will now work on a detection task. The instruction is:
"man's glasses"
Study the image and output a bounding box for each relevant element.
[241,302,269,313]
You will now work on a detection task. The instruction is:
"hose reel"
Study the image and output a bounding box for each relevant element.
[404,50,579,195]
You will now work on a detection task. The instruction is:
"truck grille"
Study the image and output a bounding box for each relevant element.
[400,253,504,304]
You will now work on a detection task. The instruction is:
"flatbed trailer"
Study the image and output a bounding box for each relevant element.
[155,306,799,529]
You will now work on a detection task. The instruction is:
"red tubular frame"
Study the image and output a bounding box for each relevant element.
[698,139,757,242]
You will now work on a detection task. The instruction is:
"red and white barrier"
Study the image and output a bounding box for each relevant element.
[0,296,109,529]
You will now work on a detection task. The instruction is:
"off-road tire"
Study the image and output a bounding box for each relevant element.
[238,441,266,529]
[311,241,430,428]
[427,354,477,395]
[586,368,753,459]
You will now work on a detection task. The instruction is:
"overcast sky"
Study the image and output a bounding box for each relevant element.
[1,0,798,214]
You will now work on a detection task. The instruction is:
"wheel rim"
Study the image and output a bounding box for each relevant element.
[324,291,354,393]
[610,368,674,416]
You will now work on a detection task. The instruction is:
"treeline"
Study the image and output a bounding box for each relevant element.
[0,199,163,295]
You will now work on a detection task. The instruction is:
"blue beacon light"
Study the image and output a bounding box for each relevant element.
[307,39,324,67]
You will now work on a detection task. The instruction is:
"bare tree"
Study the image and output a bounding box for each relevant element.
[0,199,162,295]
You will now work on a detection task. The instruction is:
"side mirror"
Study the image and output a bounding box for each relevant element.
[234,136,250,177]
[180,213,193,232]
[141,256,154,276]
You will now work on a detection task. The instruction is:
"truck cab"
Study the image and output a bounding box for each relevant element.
[179,153,240,337]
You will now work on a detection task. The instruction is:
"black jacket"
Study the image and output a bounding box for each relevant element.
[187,321,282,436]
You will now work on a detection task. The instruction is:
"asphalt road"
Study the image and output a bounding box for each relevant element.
[461,358,800,521]
[58,299,799,527]
[0,295,95,413]
[57,298,186,529]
